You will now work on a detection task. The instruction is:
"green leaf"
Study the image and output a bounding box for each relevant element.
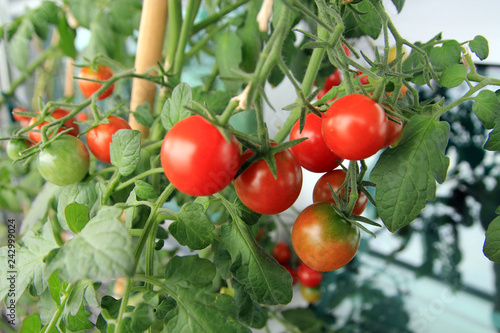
[19,314,41,332]
[473,90,500,129]
[484,213,500,262]
[57,182,98,231]
[132,103,154,127]
[131,303,155,332]
[485,122,500,151]
[8,19,33,70]
[232,199,261,226]
[134,180,159,199]
[0,223,57,303]
[107,0,141,35]
[169,203,214,251]
[233,280,268,329]
[470,35,489,60]
[371,115,450,232]
[110,129,142,176]
[45,207,134,283]
[161,82,193,130]
[281,308,335,333]
[214,31,242,94]
[156,297,177,319]
[57,13,77,59]
[440,63,467,88]
[344,1,382,39]
[65,280,98,316]
[65,203,90,234]
[430,40,461,67]
[164,255,216,287]
[64,304,94,331]
[236,0,262,73]
[221,215,293,305]
[192,87,232,115]
[390,0,405,13]
[65,0,100,28]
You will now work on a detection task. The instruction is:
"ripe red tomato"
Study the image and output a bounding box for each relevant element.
[86,116,131,163]
[342,43,351,57]
[161,115,241,196]
[322,94,387,160]
[300,285,321,303]
[12,106,31,126]
[234,146,302,215]
[297,263,322,287]
[272,242,292,264]
[77,65,115,100]
[312,169,367,215]
[382,116,403,148]
[37,135,90,186]
[283,264,297,285]
[292,202,360,271]
[317,69,342,101]
[28,108,79,143]
[355,71,370,85]
[76,112,88,122]
[290,113,343,173]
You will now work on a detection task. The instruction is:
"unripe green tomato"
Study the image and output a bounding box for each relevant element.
[6,139,30,161]
[300,284,321,303]
[37,135,90,186]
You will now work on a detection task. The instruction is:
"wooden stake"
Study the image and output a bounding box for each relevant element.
[129,0,169,137]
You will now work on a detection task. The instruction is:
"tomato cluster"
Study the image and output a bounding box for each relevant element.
[271,242,324,303]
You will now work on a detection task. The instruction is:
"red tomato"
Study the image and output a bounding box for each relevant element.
[312,169,367,215]
[283,264,297,285]
[290,113,343,173]
[382,116,403,148]
[76,112,88,122]
[297,263,322,287]
[77,65,115,100]
[342,43,351,57]
[12,106,31,126]
[322,94,387,160]
[161,115,241,196]
[272,242,292,264]
[86,115,131,163]
[234,145,302,215]
[355,71,370,85]
[292,202,360,271]
[317,69,342,101]
[28,108,79,143]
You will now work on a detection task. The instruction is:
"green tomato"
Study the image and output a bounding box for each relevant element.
[300,284,321,303]
[6,139,30,161]
[37,135,90,186]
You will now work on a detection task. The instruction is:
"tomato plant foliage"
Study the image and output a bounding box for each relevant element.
[2,0,500,332]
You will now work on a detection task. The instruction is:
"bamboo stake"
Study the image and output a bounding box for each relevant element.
[129,0,169,137]
[63,58,74,97]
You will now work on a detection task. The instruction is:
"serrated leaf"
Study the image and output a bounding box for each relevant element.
[440,63,467,88]
[0,223,57,303]
[473,90,500,129]
[371,115,450,232]
[233,280,268,329]
[110,129,142,176]
[156,297,177,319]
[221,215,292,305]
[214,31,242,94]
[470,35,489,60]
[65,203,90,234]
[161,83,192,130]
[164,255,216,287]
[131,102,154,127]
[64,304,94,331]
[430,40,461,67]
[57,182,98,231]
[134,180,159,199]
[484,214,500,262]
[169,203,214,251]
[45,207,134,283]
[130,303,155,332]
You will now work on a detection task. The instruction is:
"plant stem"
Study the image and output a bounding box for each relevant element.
[44,283,74,332]
[173,0,202,78]
[114,167,165,192]
[115,278,133,333]
[192,0,250,34]
[102,169,121,205]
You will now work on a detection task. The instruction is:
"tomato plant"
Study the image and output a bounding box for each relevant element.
[234,146,302,214]
[28,108,79,143]
[296,263,323,287]
[6,138,30,161]
[292,202,360,271]
[313,169,368,215]
[322,94,388,160]
[289,112,343,172]
[87,115,132,163]
[273,241,292,264]
[161,115,241,196]
[37,135,90,186]
[77,65,115,100]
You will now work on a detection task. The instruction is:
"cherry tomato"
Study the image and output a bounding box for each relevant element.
[12,106,31,126]
[161,115,241,196]
[297,263,322,287]
[292,202,360,271]
[28,108,79,143]
[290,113,343,173]
[355,71,370,85]
[317,69,342,101]
[37,135,90,186]
[300,285,321,303]
[283,264,297,285]
[273,242,292,264]
[86,116,132,163]
[234,145,302,215]
[382,116,403,149]
[322,94,387,160]
[312,169,367,215]
[342,43,351,57]
[6,139,30,161]
[77,65,115,100]
[76,112,88,122]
